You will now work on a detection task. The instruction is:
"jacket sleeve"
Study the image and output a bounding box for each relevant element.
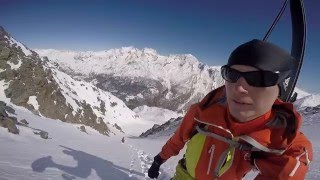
[254,132,313,180]
[159,104,199,161]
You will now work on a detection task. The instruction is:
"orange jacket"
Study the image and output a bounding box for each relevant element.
[159,86,313,180]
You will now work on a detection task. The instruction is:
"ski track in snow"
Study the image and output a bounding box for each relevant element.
[127,144,172,180]
[128,144,153,179]
[129,145,137,178]
[137,150,153,179]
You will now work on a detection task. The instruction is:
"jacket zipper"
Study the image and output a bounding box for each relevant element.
[207,144,215,175]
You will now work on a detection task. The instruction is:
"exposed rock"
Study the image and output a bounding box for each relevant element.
[114,123,124,133]
[140,117,183,137]
[5,105,15,115]
[0,116,19,134]
[0,27,111,136]
[79,125,87,133]
[40,131,49,139]
[0,101,8,117]
[19,119,29,126]
[33,129,49,139]
[300,105,320,115]
[0,101,19,134]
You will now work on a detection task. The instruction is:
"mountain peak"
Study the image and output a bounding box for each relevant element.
[0,26,33,56]
[120,46,135,51]
[0,26,10,38]
[0,26,5,32]
[142,48,157,55]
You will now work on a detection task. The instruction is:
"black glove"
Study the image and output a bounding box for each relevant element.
[148,154,164,179]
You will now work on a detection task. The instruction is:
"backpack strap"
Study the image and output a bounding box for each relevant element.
[190,123,206,138]
[195,125,259,152]
[191,86,226,139]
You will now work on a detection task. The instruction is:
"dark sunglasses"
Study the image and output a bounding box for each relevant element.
[221,65,291,87]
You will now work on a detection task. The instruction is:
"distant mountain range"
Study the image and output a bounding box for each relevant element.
[35,47,224,112]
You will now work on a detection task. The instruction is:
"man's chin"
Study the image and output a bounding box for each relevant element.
[230,110,255,123]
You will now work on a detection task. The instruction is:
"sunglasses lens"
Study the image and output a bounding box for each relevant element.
[244,71,280,87]
[263,72,279,86]
[221,66,239,83]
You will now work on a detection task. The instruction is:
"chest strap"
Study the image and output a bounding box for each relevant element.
[195,125,259,152]
[196,125,286,155]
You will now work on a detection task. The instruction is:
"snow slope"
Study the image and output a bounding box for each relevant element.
[0,105,181,180]
[0,104,319,180]
[133,105,181,126]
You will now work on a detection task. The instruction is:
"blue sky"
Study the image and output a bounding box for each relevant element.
[0,0,319,93]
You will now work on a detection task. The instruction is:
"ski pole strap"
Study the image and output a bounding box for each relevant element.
[263,0,289,41]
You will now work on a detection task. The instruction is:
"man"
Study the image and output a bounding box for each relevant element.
[147,39,313,179]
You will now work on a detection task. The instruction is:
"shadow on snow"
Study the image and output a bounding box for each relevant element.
[31,145,144,180]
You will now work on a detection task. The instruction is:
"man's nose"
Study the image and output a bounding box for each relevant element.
[234,77,249,94]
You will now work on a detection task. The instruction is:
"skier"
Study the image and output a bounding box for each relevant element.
[147,39,313,179]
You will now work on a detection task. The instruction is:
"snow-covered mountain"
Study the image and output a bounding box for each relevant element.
[0,26,160,136]
[294,93,320,116]
[295,93,320,108]
[41,61,153,136]
[294,87,311,99]
[35,48,224,112]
